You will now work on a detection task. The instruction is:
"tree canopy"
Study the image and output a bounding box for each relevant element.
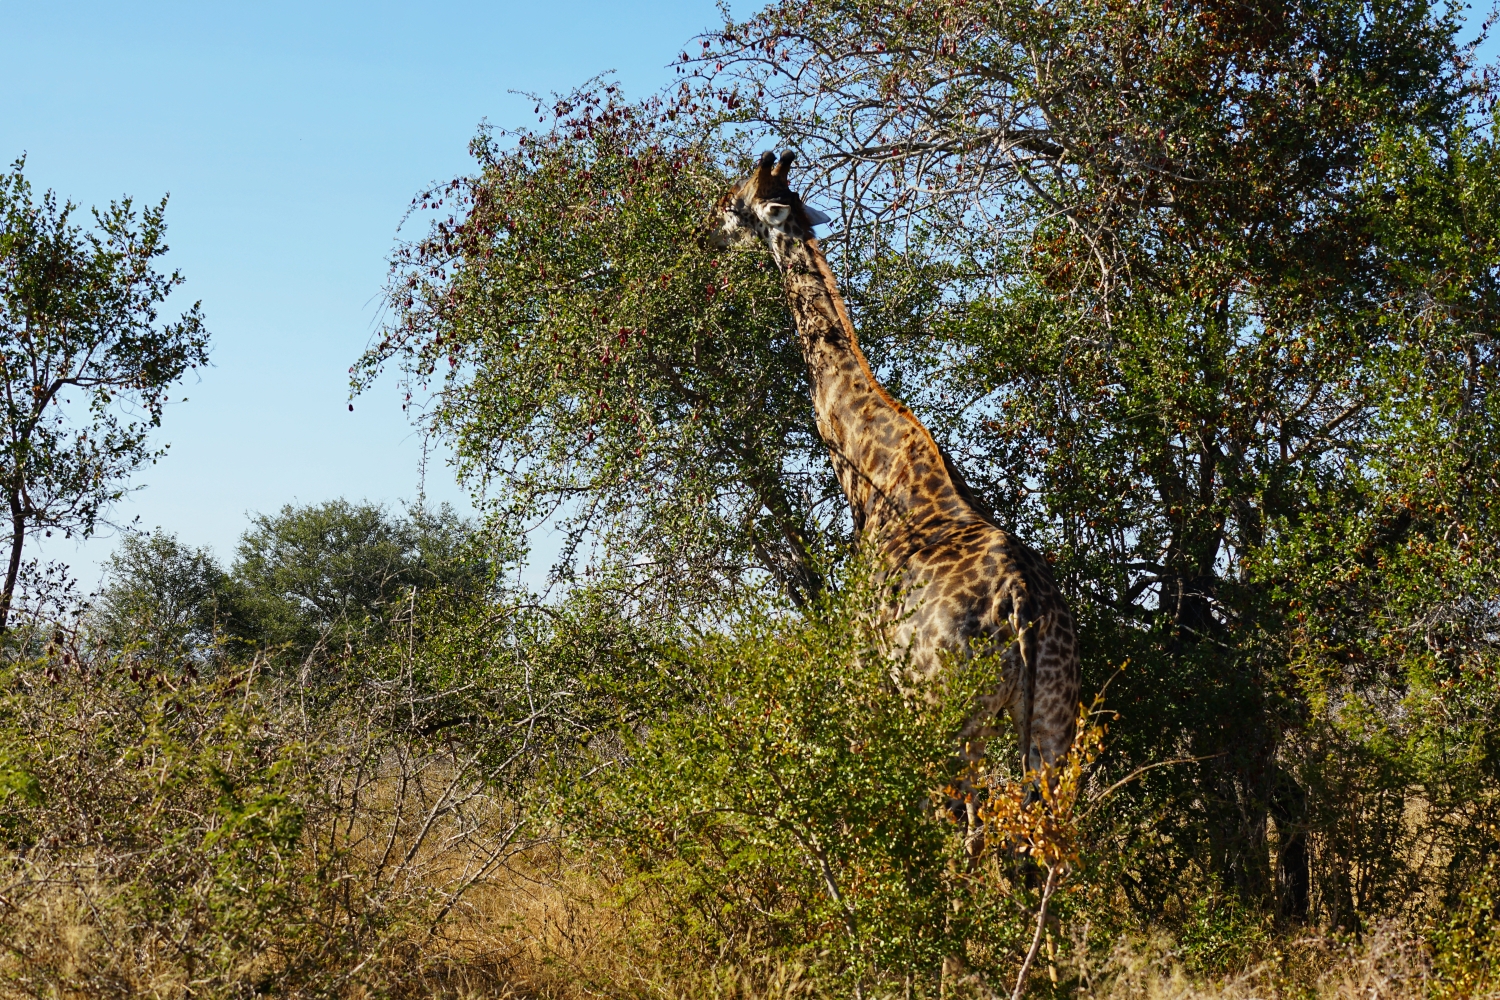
[355,0,1499,931]
[94,502,485,665]
[0,158,209,630]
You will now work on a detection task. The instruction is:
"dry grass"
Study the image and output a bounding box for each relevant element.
[0,834,811,1000]
[3,836,1494,1000]
[1072,923,1443,1000]
[374,850,819,1000]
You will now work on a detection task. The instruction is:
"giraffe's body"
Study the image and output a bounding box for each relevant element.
[710,152,1081,780]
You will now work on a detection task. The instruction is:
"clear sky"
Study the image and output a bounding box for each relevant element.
[1,0,722,586]
[3,3,1495,591]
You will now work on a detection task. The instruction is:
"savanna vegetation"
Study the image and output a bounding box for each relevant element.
[4,0,1500,996]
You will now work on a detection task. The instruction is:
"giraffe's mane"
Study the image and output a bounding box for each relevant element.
[802,237,995,523]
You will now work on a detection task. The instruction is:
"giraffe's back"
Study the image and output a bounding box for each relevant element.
[888,515,1081,769]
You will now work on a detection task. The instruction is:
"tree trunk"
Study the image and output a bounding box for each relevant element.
[1270,767,1310,919]
[0,494,25,633]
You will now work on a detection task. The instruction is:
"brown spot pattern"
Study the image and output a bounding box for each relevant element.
[712,152,1082,779]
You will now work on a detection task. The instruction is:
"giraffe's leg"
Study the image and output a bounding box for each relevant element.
[963,784,984,864]
[1034,719,1075,772]
[1032,678,1079,774]
[1012,695,1079,802]
[1019,731,1044,806]
[1024,698,1078,814]
[1002,688,1045,807]
[1003,683,1030,771]
[1005,697,1049,889]
[954,683,1013,863]
[958,728,989,864]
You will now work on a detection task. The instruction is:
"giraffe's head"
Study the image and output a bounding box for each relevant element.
[707,150,830,255]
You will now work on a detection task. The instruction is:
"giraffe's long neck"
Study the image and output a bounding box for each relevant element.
[775,236,982,545]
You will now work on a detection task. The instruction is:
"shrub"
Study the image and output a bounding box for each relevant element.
[571,567,1053,996]
[0,602,548,998]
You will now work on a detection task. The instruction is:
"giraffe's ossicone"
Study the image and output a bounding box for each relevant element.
[709,151,1082,795]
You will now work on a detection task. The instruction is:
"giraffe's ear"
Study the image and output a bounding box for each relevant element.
[803,205,832,227]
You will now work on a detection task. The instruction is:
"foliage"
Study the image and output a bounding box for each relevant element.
[1250,117,1500,927]
[232,499,489,655]
[694,0,1471,299]
[1429,851,1500,998]
[980,700,1106,999]
[370,84,1500,938]
[0,158,208,629]
[572,563,1042,994]
[0,598,563,999]
[0,652,334,996]
[4,571,1494,998]
[360,0,1500,937]
[22,0,1500,991]
[92,502,491,667]
[355,89,852,609]
[92,530,250,666]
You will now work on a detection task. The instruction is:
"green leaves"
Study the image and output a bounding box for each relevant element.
[0,157,209,630]
[688,0,1496,925]
[93,503,490,666]
[572,565,1027,987]
[232,499,488,655]
[358,89,836,611]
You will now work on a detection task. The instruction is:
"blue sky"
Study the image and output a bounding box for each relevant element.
[3,3,1496,591]
[1,0,722,586]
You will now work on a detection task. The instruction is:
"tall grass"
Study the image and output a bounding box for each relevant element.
[1,588,1497,998]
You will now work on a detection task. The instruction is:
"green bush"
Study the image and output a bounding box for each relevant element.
[0,595,559,999]
[571,567,1043,995]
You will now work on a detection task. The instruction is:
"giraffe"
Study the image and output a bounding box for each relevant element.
[708,151,1081,798]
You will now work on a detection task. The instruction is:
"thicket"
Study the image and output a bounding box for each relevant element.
[4,0,1500,996]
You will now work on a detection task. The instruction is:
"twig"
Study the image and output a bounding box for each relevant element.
[1011,863,1059,1000]
[1078,753,1224,822]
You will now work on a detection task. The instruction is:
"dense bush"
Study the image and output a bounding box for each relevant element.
[0,586,570,998]
[6,0,1500,995]
[576,569,1017,992]
[8,562,1499,997]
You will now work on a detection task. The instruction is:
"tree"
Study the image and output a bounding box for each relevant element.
[232,499,486,654]
[93,530,248,665]
[681,0,1492,918]
[360,0,1500,930]
[92,502,488,663]
[354,89,953,610]
[0,158,208,631]
[694,0,1468,296]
